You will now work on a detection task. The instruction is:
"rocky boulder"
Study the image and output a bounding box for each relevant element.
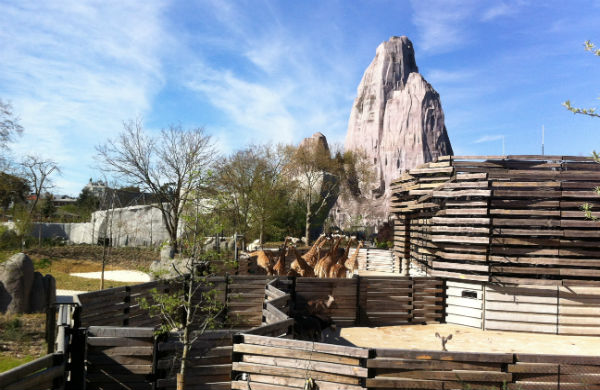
[0,253,55,313]
[333,36,453,228]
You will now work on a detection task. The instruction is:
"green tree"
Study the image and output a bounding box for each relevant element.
[215,144,292,244]
[41,195,56,219]
[76,187,100,215]
[285,136,373,244]
[0,171,29,214]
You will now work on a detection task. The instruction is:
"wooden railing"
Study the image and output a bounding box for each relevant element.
[0,353,65,390]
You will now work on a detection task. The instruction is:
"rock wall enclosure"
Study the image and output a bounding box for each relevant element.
[333,35,453,229]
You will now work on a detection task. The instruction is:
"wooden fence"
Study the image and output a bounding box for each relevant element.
[0,353,65,390]
[155,276,293,390]
[232,334,369,390]
[294,277,445,327]
[392,155,600,284]
[85,326,155,390]
[368,348,600,390]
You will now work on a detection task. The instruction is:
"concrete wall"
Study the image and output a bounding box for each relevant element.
[2,204,170,247]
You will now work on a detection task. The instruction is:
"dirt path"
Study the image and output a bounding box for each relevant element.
[340,323,600,355]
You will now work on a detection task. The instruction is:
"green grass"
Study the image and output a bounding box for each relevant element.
[0,355,36,373]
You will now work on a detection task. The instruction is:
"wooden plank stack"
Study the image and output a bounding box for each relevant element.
[359,277,444,326]
[226,276,268,328]
[231,334,368,390]
[391,155,600,284]
[511,353,600,389]
[295,278,359,326]
[367,348,513,389]
[85,326,155,390]
[350,248,399,273]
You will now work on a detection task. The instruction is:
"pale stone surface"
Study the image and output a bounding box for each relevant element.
[334,36,453,228]
[0,253,34,313]
[0,253,56,313]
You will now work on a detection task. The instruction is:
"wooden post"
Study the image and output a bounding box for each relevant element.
[45,305,57,354]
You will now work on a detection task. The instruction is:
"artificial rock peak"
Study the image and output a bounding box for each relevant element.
[335,36,453,227]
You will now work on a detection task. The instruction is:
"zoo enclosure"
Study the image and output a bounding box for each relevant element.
[4,275,600,389]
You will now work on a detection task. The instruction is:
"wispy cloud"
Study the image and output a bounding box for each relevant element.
[481,3,515,21]
[410,0,479,53]
[473,134,504,144]
[179,0,356,147]
[0,1,169,194]
[410,0,526,53]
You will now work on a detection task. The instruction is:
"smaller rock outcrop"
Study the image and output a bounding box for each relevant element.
[0,253,56,313]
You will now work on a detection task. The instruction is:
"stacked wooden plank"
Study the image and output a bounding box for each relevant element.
[412,278,445,323]
[0,352,65,390]
[485,284,558,334]
[367,348,513,389]
[246,279,294,338]
[85,326,155,390]
[226,276,268,328]
[361,277,413,325]
[510,353,600,389]
[391,155,600,283]
[351,248,399,273]
[295,278,358,326]
[156,330,236,390]
[358,277,444,326]
[559,284,600,336]
[78,287,129,327]
[231,334,368,390]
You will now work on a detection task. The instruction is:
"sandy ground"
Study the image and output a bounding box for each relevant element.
[56,270,151,299]
[339,324,600,355]
[69,270,151,282]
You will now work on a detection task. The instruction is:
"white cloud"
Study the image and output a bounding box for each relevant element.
[473,134,504,144]
[481,3,515,21]
[0,1,169,194]
[410,0,479,53]
[180,0,355,149]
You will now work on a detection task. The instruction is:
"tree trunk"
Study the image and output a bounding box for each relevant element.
[305,197,311,245]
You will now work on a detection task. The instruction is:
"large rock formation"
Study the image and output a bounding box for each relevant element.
[0,253,56,313]
[333,36,453,228]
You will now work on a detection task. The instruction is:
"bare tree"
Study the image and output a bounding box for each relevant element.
[19,155,60,246]
[0,99,23,152]
[0,99,24,169]
[96,119,216,254]
[20,155,60,216]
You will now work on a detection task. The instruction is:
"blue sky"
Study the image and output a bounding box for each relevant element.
[1,1,599,195]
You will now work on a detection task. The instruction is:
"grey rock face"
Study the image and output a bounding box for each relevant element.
[0,253,56,313]
[335,36,453,228]
[0,253,35,313]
